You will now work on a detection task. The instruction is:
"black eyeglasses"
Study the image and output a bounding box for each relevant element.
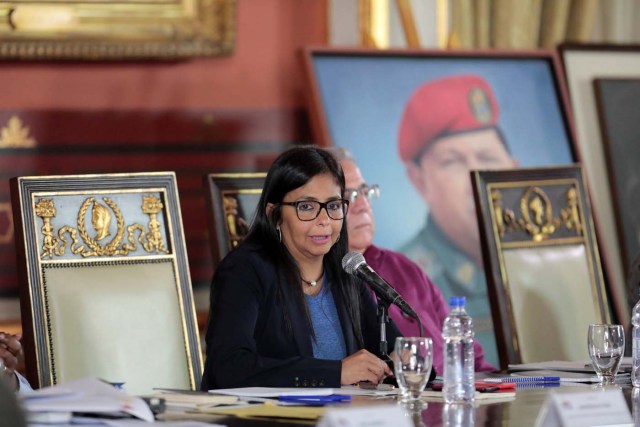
[279,199,349,221]
[345,184,380,204]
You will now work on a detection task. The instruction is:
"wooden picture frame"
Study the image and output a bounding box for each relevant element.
[302,47,580,368]
[559,43,640,322]
[204,173,266,268]
[594,78,640,309]
[471,165,610,369]
[0,0,236,60]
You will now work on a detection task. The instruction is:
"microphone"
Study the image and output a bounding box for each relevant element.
[342,251,419,320]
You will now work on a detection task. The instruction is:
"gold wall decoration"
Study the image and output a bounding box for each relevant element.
[491,185,584,242]
[0,0,236,60]
[0,202,14,244]
[222,194,250,249]
[0,116,37,148]
[36,194,169,259]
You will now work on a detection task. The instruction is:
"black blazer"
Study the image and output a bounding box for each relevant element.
[200,242,401,390]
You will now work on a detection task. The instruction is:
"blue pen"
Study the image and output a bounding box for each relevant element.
[485,376,560,383]
[278,395,351,404]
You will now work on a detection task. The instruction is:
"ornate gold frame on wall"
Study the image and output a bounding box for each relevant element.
[204,172,266,269]
[0,0,236,60]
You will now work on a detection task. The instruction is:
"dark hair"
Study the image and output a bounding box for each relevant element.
[245,145,364,346]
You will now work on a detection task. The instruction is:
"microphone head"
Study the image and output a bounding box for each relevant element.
[342,251,366,275]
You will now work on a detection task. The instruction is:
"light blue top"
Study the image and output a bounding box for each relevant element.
[305,282,347,360]
[17,372,33,393]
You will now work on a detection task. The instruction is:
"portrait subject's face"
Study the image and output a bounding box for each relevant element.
[278,173,344,264]
[408,128,517,262]
[341,160,375,253]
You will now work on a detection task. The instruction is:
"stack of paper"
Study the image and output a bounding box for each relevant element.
[508,358,632,374]
[151,390,239,411]
[197,400,327,421]
[420,390,516,404]
[209,385,397,399]
[19,377,154,423]
[209,387,335,398]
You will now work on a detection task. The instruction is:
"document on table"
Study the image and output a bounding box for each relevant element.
[68,418,218,426]
[420,390,516,404]
[338,385,397,397]
[507,370,631,384]
[150,389,239,410]
[508,360,595,373]
[208,387,335,398]
[197,400,327,420]
[508,358,632,374]
[208,385,397,398]
[19,377,154,422]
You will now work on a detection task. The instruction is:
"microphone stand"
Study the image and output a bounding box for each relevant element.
[375,296,427,386]
[376,299,392,358]
[375,298,424,356]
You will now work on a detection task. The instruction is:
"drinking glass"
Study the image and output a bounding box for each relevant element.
[587,324,625,384]
[393,337,433,407]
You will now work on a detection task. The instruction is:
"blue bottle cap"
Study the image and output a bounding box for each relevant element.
[449,296,466,307]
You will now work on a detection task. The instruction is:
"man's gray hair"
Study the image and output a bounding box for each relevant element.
[323,146,355,162]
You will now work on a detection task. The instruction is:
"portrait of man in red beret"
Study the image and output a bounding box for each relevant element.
[307,53,576,367]
[397,75,518,365]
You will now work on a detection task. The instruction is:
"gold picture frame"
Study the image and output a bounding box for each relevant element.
[0,0,236,60]
[204,172,266,269]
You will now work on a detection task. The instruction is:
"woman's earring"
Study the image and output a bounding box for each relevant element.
[336,233,340,243]
[277,227,282,243]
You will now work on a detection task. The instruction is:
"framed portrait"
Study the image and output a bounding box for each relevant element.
[0,0,236,60]
[560,43,640,321]
[204,172,266,268]
[302,47,578,367]
[594,78,640,309]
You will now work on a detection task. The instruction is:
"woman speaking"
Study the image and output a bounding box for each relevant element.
[201,146,398,390]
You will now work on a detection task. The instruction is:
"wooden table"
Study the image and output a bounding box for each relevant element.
[160,385,636,426]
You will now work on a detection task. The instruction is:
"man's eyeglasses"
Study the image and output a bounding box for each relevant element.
[345,184,380,204]
[279,199,349,221]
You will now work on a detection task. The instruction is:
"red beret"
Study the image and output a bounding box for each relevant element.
[398,74,499,162]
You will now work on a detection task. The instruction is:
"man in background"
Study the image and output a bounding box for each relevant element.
[1,332,32,392]
[328,147,495,373]
[397,74,518,366]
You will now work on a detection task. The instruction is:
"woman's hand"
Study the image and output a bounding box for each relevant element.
[0,333,23,391]
[341,349,392,385]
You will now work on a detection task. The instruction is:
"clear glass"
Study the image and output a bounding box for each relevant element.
[588,324,625,384]
[393,337,433,408]
[632,299,640,387]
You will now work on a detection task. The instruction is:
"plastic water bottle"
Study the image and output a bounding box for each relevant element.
[633,388,640,426]
[443,402,476,427]
[442,296,475,403]
[632,296,640,387]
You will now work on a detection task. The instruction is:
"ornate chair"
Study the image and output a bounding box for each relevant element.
[204,173,266,268]
[10,172,202,393]
[471,165,612,370]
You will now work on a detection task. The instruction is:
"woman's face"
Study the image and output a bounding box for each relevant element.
[278,172,343,265]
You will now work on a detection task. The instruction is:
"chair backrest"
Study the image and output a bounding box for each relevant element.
[204,173,266,268]
[471,165,612,370]
[10,172,202,394]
